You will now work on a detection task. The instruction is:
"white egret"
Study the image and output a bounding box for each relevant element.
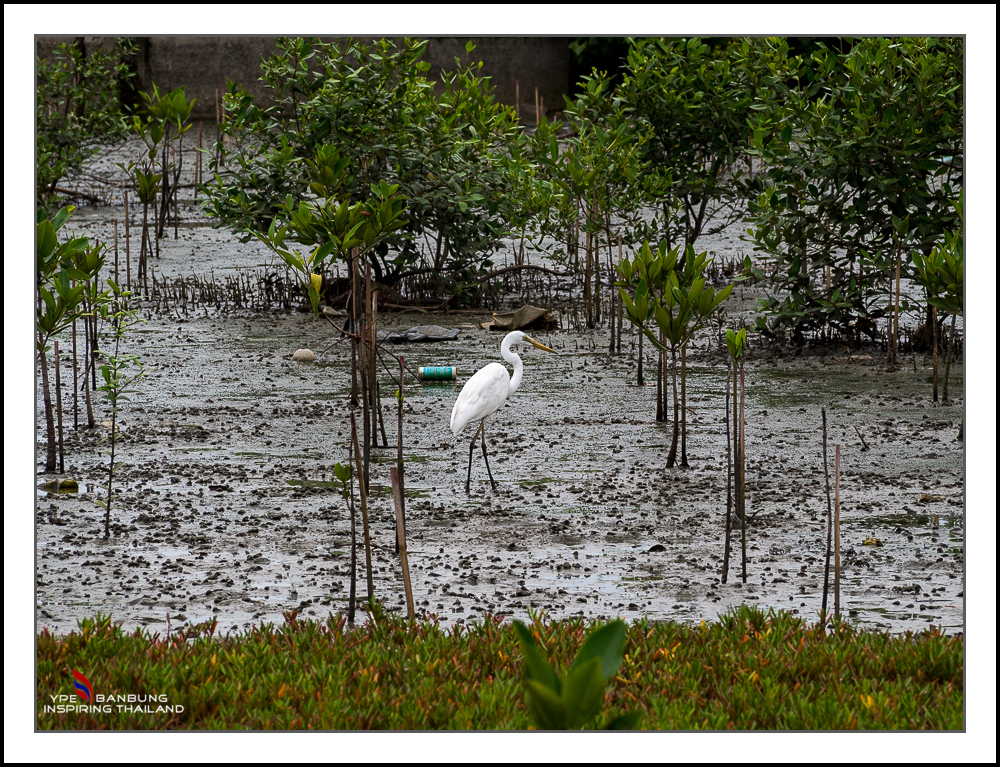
[450,330,555,493]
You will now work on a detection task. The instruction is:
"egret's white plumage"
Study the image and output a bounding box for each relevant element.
[451,330,554,493]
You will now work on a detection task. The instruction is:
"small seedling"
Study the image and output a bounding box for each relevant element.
[513,618,641,730]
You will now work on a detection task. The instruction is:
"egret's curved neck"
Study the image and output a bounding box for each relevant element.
[502,337,524,396]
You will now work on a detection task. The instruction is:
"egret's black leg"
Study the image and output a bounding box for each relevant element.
[465,423,481,494]
[480,424,497,491]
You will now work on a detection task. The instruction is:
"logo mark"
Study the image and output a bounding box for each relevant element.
[73,669,93,702]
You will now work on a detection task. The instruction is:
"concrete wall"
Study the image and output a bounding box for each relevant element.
[36,36,571,122]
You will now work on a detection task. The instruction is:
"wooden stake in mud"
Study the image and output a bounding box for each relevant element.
[739,365,747,584]
[72,314,79,429]
[54,341,65,473]
[583,219,593,329]
[890,240,902,368]
[721,360,734,584]
[931,306,940,402]
[196,121,203,197]
[114,219,120,289]
[396,355,405,555]
[637,318,644,386]
[350,411,375,602]
[820,407,834,627]
[515,79,520,121]
[347,439,357,628]
[350,251,359,409]
[172,144,180,240]
[124,190,132,293]
[390,467,415,621]
[680,345,688,467]
[943,313,957,403]
[617,235,623,353]
[834,443,841,621]
[361,262,372,482]
[655,337,664,422]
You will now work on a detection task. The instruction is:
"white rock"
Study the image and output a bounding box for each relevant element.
[292,348,316,362]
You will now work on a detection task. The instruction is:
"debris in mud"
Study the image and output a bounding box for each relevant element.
[480,305,558,332]
[378,325,462,343]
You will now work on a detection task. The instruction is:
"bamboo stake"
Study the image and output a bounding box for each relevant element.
[396,355,405,555]
[173,144,180,240]
[722,360,734,584]
[583,223,593,328]
[821,407,833,627]
[591,200,601,326]
[114,219,119,290]
[943,313,956,402]
[834,443,841,621]
[681,345,688,467]
[54,341,65,473]
[615,232,624,354]
[71,315,79,429]
[350,411,375,602]
[931,306,939,402]
[124,190,131,293]
[362,263,372,478]
[348,436,357,628]
[655,337,663,422]
[196,121,203,198]
[390,467,415,620]
[350,253,359,408]
[515,79,519,121]
[891,243,902,367]
[637,322,644,386]
[739,364,746,584]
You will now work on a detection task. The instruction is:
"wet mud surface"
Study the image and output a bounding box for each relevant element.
[36,311,965,639]
[35,139,965,638]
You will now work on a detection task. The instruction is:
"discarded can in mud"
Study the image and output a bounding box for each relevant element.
[418,366,457,381]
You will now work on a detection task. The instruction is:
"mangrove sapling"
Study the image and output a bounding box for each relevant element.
[36,206,108,472]
[135,85,195,240]
[618,242,734,467]
[95,281,146,539]
[250,147,408,318]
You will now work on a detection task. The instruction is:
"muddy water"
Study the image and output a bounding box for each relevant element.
[35,140,964,636]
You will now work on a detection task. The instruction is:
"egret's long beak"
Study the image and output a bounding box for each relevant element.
[523,335,555,353]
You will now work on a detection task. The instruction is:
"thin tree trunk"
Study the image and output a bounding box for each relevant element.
[55,341,65,473]
[667,347,680,468]
[721,362,733,584]
[39,345,57,472]
[680,344,688,467]
[932,306,939,402]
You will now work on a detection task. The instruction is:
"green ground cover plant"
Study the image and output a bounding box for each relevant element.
[37,606,962,730]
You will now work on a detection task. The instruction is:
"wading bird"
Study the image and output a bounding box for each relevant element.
[451,330,555,493]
